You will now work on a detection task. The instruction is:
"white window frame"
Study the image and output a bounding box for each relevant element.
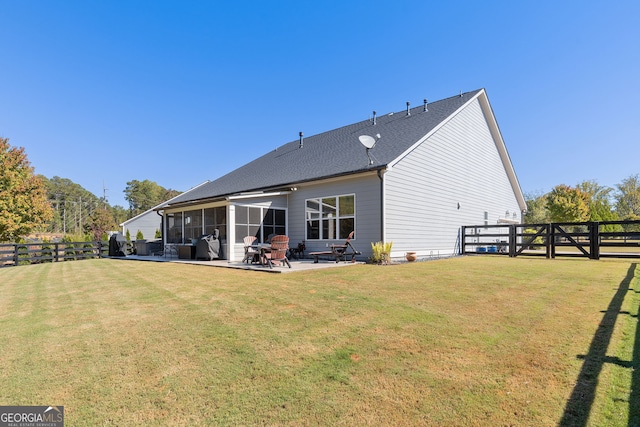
[305,193,355,240]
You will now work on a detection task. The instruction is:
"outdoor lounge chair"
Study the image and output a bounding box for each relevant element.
[263,235,291,268]
[308,231,361,263]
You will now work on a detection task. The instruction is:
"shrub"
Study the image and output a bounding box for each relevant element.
[136,230,144,241]
[370,241,393,264]
[41,238,54,263]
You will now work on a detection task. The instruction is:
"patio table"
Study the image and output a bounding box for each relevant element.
[178,244,196,260]
[247,243,271,265]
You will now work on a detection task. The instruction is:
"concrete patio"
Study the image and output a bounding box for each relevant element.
[111,254,364,273]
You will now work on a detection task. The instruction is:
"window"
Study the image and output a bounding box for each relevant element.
[263,208,286,240]
[235,206,287,243]
[306,194,355,240]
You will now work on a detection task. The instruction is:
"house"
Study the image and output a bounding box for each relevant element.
[157,89,526,261]
[121,181,210,240]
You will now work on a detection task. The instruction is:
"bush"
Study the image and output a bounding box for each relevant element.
[370,241,393,264]
[136,230,144,241]
[41,238,54,263]
[61,235,77,260]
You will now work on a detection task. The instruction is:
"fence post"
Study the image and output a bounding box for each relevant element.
[508,225,515,257]
[13,244,18,266]
[590,222,600,260]
[547,224,554,259]
[461,227,466,255]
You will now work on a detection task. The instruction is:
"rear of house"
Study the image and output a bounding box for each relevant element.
[157,89,525,262]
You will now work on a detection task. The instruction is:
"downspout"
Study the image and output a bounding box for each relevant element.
[377,168,385,243]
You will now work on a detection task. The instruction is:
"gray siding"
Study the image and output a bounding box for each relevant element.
[385,98,521,258]
[287,173,381,259]
[122,212,162,241]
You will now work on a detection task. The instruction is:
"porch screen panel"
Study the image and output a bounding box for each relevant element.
[204,207,227,242]
[184,209,202,242]
[235,207,265,243]
[167,212,183,243]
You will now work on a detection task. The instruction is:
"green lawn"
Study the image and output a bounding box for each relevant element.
[0,257,638,426]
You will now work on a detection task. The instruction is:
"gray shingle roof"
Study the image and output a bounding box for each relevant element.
[167,89,483,206]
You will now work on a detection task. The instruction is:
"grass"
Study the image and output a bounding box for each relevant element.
[0,256,638,426]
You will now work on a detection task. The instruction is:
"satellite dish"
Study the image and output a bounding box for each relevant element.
[358,135,376,149]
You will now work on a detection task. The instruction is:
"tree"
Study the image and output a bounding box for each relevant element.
[124,179,181,217]
[576,180,617,220]
[615,174,640,220]
[45,176,101,234]
[110,205,129,227]
[523,191,551,224]
[546,184,590,223]
[88,207,117,241]
[0,138,53,241]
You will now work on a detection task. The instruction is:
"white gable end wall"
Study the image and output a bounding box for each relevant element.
[384,97,522,258]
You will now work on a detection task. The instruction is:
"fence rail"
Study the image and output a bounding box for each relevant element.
[0,241,118,267]
[461,220,640,260]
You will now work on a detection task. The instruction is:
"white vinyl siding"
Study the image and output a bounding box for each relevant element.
[385,98,521,257]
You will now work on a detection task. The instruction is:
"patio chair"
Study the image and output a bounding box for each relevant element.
[309,231,361,263]
[164,243,178,259]
[242,236,259,264]
[264,235,291,268]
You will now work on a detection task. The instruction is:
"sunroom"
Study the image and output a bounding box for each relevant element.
[160,192,289,261]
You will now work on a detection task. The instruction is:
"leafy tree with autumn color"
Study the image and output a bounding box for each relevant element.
[0,137,53,241]
[87,207,117,241]
[546,184,590,223]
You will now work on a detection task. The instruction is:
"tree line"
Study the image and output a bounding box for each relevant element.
[1,137,181,242]
[525,178,640,231]
[2,137,639,242]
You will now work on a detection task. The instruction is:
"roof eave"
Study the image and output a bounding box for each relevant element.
[162,167,387,209]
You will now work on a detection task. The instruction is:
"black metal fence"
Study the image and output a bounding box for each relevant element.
[461,220,640,260]
[0,241,135,267]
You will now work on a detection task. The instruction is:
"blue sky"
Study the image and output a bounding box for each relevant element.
[1,1,638,208]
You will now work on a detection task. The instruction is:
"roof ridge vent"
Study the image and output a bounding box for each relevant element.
[406,101,410,116]
[423,98,428,112]
[299,132,303,148]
